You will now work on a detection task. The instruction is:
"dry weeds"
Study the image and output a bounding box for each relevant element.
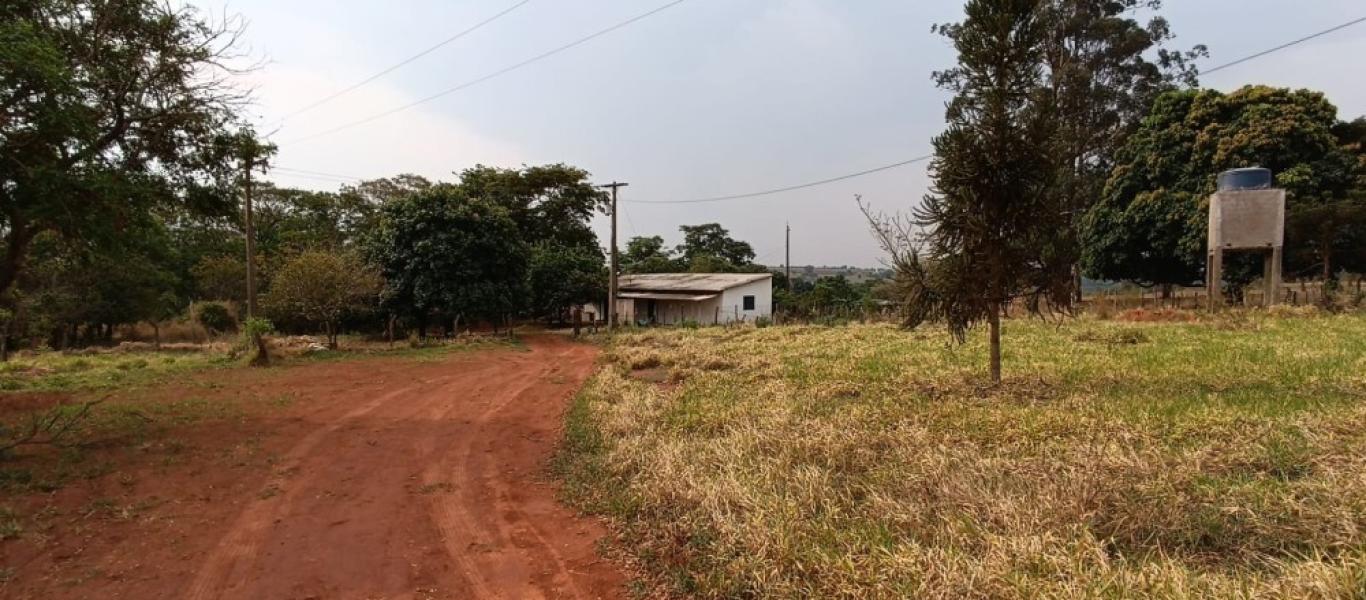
[561,313,1366,599]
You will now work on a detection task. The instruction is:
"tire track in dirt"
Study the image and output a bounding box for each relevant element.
[422,342,602,599]
[182,336,622,599]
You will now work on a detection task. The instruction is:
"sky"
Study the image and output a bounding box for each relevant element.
[213,0,1366,268]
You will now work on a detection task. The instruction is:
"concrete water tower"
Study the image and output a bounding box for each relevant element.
[1206,168,1284,309]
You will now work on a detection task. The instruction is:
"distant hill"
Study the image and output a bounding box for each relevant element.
[764,265,893,284]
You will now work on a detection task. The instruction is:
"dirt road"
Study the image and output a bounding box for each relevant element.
[2,336,625,599]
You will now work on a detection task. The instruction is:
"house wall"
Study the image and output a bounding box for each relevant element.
[615,297,723,326]
[718,278,772,323]
[612,276,772,326]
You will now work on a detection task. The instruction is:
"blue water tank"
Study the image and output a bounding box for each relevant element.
[1217,168,1273,192]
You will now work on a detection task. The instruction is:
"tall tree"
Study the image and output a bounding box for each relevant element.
[1,0,251,315]
[1037,0,1205,296]
[526,242,606,323]
[675,224,757,272]
[457,164,607,251]
[870,0,1069,384]
[369,185,528,335]
[337,174,433,242]
[1080,86,1362,290]
[455,164,607,321]
[621,236,682,274]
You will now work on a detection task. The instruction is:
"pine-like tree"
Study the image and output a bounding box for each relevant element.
[869,0,1071,383]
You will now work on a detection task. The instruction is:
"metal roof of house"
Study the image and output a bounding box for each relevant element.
[618,291,719,302]
[618,273,772,293]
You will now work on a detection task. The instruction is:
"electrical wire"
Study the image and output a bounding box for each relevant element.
[272,166,364,181]
[624,155,933,204]
[281,0,689,146]
[274,0,533,124]
[1203,15,1366,75]
[622,15,1366,205]
[265,14,1366,202]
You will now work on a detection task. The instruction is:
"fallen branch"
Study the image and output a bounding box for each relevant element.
[0,397,108,454]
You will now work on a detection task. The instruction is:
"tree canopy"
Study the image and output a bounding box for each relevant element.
[622,224,761,274]
[1036,0,1204,295]
[1,0,252,301]
[263,250,381,348]
[369,185,529,333]
[1081,86,1364,288]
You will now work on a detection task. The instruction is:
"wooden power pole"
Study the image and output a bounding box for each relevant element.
[599,181,629,329]
[242,148,258,320]
[785,222,792,292]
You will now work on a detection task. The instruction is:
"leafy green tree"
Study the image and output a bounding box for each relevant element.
[338,174,433,237]
[1081,86,1362,290]
[1,0,253,326]
[675,224,756,272]
[370,185,528,335]
[194,302,236,336]
[457,164,607,251]
[192,255,251,304]
[527,242,606,323]
[263,251,382,348]
[622,226,762,274]
[804,276,866,314]
[621,236,682,274]
[870,0,1069,384]
[454,165,606,321]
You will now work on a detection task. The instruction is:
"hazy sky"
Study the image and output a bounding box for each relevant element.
[219,0,1366,267]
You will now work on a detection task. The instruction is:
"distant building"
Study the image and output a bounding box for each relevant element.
[615,273,772,326]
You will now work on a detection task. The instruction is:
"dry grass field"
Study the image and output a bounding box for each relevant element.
[560,311,1366,599]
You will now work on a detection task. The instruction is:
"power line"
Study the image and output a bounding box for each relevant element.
[625,155,933,204]
[272,166,364,181]
[266,172,358,185]
[274,0,534,124]
[621,17,1366,206]
[281,0,689,146]
[266,14,1366,204]
[619,200,638,235]
[1203,15,1366,75]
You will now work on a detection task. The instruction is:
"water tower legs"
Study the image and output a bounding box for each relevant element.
[1264,246,1282,306]
[1207,248,1223,311]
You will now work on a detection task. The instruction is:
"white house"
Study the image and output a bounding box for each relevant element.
[615,273,773,326]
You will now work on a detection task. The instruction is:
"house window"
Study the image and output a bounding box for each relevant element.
[743,295,756,311]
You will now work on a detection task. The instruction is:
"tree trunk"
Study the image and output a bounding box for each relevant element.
[1323,246,1333,282]
[325,322,337,349]
[1161,283,1173,300]
[152,322,161,350]
[0,221,35,304]
[251,332,270,367]
[386,314,395,347]
[988,303,1002,385]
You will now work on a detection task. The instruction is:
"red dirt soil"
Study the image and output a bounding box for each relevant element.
[0,335,625,599]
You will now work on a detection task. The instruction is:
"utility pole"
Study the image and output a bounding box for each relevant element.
[599,181,629,329]
[785,222,792,292]
[242,147,258,320]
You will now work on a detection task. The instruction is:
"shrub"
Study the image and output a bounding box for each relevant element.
[755,316,773,328]
[240,317,274,366]
[193,302,236,335]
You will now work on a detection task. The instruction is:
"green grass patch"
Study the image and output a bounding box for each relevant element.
[0,351,234,393]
